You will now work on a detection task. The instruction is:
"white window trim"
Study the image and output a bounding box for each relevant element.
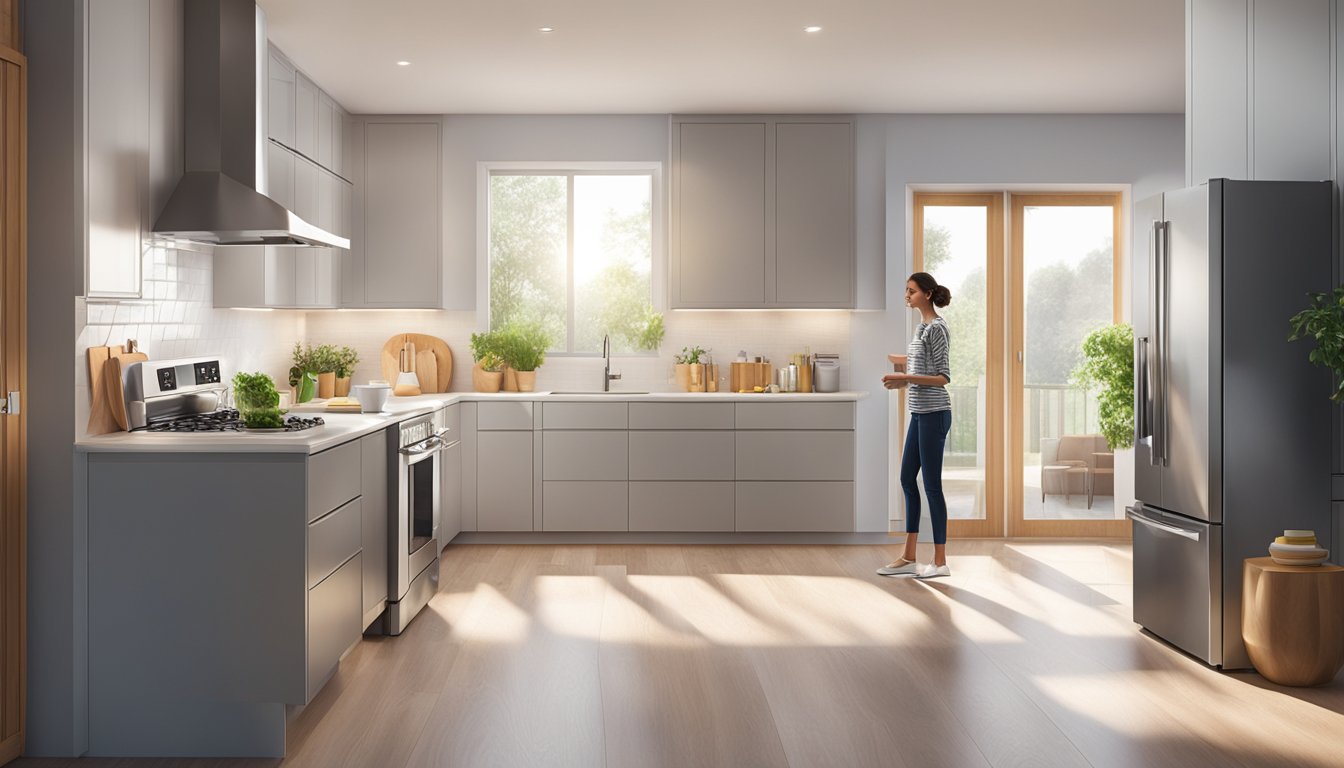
[476,161,665,355]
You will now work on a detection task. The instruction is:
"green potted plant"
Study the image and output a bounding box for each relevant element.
[673,345,709,392]
[470,331,505,393]
[334,345,360,397]
[231,371,285,429]
[1290,287,1344,401]
[1070,323,1135,450]
[289,342,318,403]
[497,321,554,392]
[308,344,340,399]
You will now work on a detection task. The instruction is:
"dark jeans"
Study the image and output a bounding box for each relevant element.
[901,409,952,545]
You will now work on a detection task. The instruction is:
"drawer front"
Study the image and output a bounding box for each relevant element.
[542,402,628,430]
[307,551,362,702]
[307,439,362,522]
[629,431,734,480]
[629,402,734,430]
[543,481,628,531]
[308,497,362,589]
[630,481,734,531]
[437,403,461,444]
[735,402,854,430]
[735,482,854,531]
[543,431,628,480]
[477,401,534,430]
[735,431,854,480]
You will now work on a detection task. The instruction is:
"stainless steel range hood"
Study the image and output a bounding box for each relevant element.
[152,0,347,249]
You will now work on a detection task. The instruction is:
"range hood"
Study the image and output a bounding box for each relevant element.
[152,0,347,249]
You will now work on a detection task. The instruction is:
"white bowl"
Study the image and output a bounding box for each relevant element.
[350,383,391,413]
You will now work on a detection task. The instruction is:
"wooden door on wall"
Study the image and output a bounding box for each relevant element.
[0,0,25,762]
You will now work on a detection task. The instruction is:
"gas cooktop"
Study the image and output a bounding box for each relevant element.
[143,409,325,433]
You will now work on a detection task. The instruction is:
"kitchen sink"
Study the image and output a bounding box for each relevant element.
[547,390,649,395]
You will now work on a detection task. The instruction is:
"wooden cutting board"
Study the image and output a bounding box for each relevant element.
[105,352,149,431]
[87,345,148,434]
[380,333,453,393]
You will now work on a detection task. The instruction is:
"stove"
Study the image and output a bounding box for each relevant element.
[145,408,325,433]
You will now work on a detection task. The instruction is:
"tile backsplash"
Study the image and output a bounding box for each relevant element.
[75,245,302,437]
[305,310,853,394]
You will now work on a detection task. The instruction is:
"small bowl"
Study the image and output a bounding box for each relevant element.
[350,383,391,413]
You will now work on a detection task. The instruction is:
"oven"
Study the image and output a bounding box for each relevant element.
[387,414,448,635]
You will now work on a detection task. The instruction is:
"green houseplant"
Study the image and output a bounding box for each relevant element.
[1070,323,1134,450]
[1289,287,1344,401]
[469,331,505,393]
[673,345,710,392]
[289,343,318,403]
[334,345,360,397]
[496,322,554,392]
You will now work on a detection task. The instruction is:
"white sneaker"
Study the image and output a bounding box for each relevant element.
[876,558,922,576]
[915,563,951,579]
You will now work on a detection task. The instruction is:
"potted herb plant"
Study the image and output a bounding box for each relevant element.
[1290,287,1344,401]
[232,371,285,429]
[289,342,318,403]
[309,343,340,399]
[470,331,505,393]
[674,345,709,392]
[497,321,553,392]
[334,345,360,397]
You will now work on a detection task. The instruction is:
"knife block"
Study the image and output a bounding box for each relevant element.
[730,362,772,392]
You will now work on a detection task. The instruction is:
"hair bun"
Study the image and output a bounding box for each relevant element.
[932,285,952,308]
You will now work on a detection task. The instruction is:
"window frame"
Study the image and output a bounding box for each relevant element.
[476,161,664,357]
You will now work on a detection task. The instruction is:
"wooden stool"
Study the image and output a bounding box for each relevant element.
[1242,558,1344,686]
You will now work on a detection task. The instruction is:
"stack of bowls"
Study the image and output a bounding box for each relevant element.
[1268,529,1330,566]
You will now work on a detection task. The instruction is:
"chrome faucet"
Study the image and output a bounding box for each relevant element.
[602,334,622,391]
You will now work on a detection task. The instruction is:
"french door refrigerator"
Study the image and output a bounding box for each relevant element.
[1129,179,1333,669]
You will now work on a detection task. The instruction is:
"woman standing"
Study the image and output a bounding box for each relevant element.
[878,272,954,579]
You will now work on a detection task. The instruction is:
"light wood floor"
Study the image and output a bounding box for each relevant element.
[15,541,1344,768]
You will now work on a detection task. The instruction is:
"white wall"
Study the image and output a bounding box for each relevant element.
[851,114,1184,532]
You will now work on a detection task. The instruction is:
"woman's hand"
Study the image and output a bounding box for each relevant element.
[882,373,909,390]
[887,353,907,372]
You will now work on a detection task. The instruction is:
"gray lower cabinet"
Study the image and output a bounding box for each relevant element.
[736,481,855,532]
[440,440,462,542]
[735,431,854,481]
[543,481,628,531]
[543,431,629,480]
[360,428,390,629]
[477,431,534,531]
[630,481,735,532]
[307,551,362,701]
[629,431,733,480]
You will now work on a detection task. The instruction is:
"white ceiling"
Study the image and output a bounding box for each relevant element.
[257,0,1184,115]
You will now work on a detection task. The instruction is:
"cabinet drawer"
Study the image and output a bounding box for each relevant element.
[477,401,533,430]
[736,431,854,480]
[736,482,854,531]
[542,402,628,430]
[543,482,628,531]
[735,402,854,430]
[629,431,734,480]
[307,551,362,702]
[308,497,362,589]
[543,431,628,480]
[307,439,361,522]
[630,481,734,531]
[629,402,734,430]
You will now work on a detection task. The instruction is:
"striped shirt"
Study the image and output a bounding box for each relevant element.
[906,317,951,413]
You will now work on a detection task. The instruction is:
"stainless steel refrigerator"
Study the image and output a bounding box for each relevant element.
[1129,179,1334,669]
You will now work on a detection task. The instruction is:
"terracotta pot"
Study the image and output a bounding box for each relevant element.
[317,371,336,399]
[472,364,503,393]
[674,363,691,392]
[502,366,519,392]
[688,363,707,393]
[334,376,352,397]
[515,369,537,392]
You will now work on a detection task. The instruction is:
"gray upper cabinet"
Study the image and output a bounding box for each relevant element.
[294,70,319,160]
[86,0,151,298]
[348,119,443,308]
[267,47,295,148]
[671,115,855,309]
[317,92,336,171]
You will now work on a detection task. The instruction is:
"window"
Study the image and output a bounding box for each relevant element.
[486,166,660,354]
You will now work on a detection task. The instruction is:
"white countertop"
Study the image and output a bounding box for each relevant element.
[75,390,868,454]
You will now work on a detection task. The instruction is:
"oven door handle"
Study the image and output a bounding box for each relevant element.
[401,435,445,456]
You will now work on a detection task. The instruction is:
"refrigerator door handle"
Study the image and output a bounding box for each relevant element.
[1136,335,1151,446]
[1126,508,1200,541]
[1149,219,1168,466]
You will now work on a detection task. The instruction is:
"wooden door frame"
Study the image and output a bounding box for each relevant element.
[1007,193,1129,538]
[905,193,1005,538]
[0,9,25,763]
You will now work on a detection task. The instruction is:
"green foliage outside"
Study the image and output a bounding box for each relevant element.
[495,321,555,372]
[488,174,658,354]
[1070,324,1135,450]
[1289,287,1344,401]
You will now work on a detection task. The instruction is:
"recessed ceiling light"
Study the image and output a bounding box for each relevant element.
[539,27,555,33]
[396,60,411,67]
[804,26,823,33]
